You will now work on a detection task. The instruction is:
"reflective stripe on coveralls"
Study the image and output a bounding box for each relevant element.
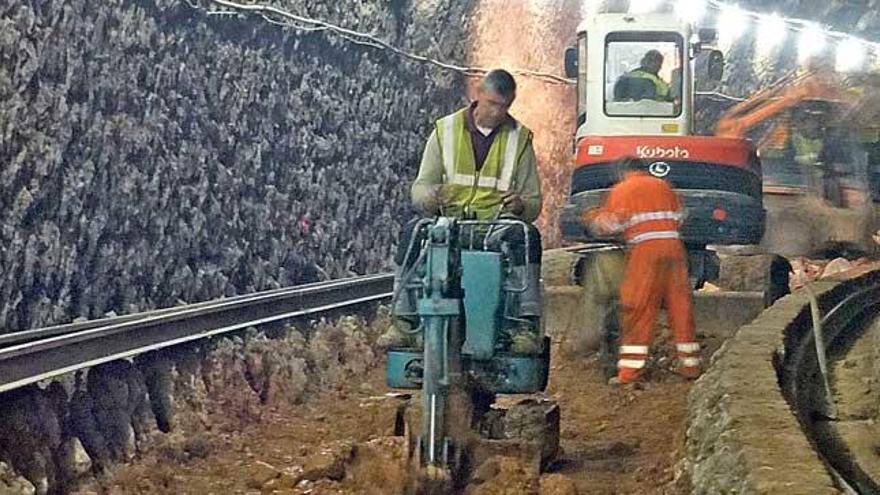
[586,171,700,383]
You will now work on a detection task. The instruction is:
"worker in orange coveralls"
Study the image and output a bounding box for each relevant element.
[582,157,700,385]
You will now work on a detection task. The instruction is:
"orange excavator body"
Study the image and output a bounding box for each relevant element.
[714,71,847,141]
[713,70,878,256]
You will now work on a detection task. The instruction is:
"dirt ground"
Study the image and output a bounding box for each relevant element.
[88,334,696,495]
[545,351,691,494]
[84,248,728,494]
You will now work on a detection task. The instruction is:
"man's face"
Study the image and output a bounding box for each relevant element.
[475,88,514,129]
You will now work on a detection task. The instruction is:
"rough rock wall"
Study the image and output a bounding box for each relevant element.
[0,0,472,331]
[0,311,388,494]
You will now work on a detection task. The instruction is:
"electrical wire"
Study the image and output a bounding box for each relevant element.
[194,0,575,85]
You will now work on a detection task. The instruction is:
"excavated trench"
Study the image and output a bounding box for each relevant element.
[779,273,880,493]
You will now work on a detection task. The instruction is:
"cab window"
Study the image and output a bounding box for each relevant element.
[604,32,683,118]
[577,33,588,127]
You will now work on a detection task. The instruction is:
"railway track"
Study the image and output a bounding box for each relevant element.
[0,274,393,394]
[0,244,608,396]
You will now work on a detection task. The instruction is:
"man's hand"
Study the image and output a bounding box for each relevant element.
[593,214,622,235]
[501,191,525,216]
[582,207,622,236]
[425,185,450,213]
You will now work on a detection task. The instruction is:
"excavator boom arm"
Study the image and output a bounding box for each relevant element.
[714,72,843,138]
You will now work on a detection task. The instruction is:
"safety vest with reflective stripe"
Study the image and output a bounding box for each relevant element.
[628,69,670,100]
[586,171,683,244]
[435,108,532,220]
[791,132,822,166]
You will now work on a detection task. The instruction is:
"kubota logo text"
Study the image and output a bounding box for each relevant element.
[635,145,690,159]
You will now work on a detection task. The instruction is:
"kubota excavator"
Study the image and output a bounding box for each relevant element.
[561,12,790,303]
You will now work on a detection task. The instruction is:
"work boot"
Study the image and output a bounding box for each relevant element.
[376,318,418,349]
[611,366,645,386]
[508,324,540,354]
[674,365,701,380]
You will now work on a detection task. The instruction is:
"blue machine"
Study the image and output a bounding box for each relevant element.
[385,217,550,477]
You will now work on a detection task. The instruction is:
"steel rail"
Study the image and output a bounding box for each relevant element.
[1,244,601,349]
[0,244,599,395]
[0,279,350,348]
[0,274,393,394]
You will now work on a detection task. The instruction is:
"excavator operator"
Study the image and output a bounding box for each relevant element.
[790,104,826,168]
[782,102,848,206]
[378,69,544,352]
[614,50,671,102]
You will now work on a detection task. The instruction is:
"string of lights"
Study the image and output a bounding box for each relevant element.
[629,0,880,72]
[195,0,877,96]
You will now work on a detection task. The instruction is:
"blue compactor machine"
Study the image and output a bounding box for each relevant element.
[385,217,559,491]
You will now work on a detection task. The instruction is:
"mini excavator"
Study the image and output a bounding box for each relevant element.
[385,217,559,493]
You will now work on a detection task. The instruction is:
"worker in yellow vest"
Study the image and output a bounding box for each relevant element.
[379,69,544,351]
[618,50,671,101]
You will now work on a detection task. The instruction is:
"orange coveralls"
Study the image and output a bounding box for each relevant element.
[584,171,700,383]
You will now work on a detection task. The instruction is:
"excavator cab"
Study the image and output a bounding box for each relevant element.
[759,100,834,191]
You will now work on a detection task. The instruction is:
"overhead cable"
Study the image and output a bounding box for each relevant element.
[197,0,575,85]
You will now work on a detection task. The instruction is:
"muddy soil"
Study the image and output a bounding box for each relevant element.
[87,248,736,494]
[93,336,698,494]
[544,351,692,494]
[84,366,409,495]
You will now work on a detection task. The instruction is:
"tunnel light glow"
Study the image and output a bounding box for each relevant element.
[756,13,786,51]
[836,38,866,72]
[797,24,825,64]
[581,0,604,18]
[674,0,706,25]
[703,0,880,71]
[717,4,747,47]
[629,0,660,14]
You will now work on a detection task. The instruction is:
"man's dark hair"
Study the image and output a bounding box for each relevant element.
[481,69,517,100]
[619,156,647,171]
[641,49,664,68]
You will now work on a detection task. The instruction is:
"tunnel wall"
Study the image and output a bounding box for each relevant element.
[0,0,472,331]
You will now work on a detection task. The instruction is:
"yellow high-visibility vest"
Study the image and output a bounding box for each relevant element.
[628,69,670,100]
[435,108,532,219]
[792,133,823,166]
